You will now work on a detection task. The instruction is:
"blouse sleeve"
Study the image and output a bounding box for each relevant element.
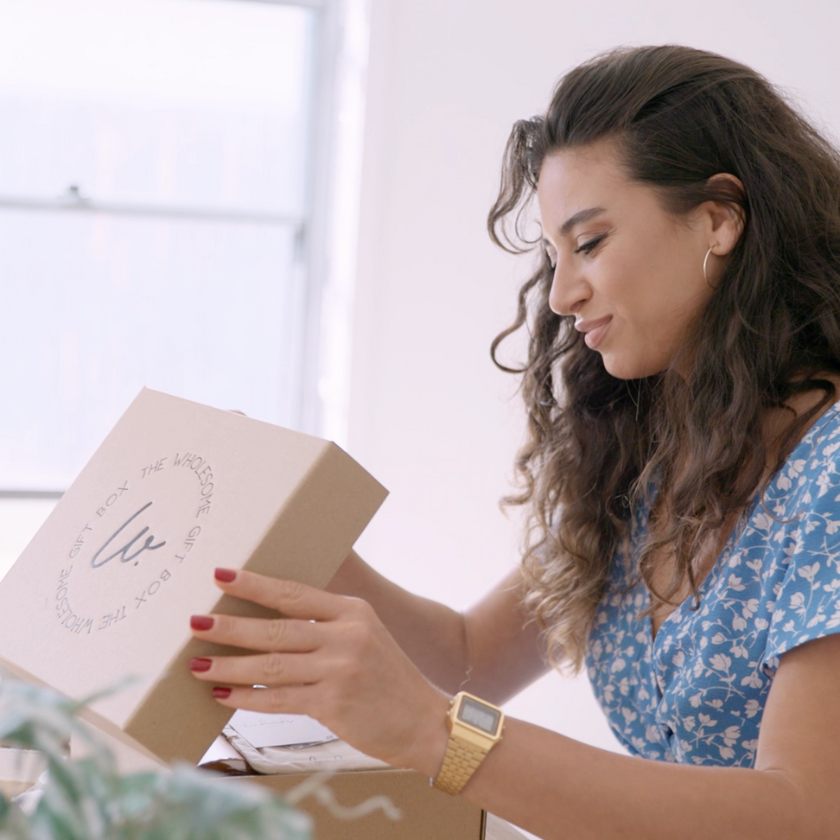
[762,445,840,676]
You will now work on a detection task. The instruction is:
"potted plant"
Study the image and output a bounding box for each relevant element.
[0,678,312,839]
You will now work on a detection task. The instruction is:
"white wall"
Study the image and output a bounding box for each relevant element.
[345,0,840,765]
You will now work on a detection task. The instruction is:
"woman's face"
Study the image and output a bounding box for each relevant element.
[537,141,715,380]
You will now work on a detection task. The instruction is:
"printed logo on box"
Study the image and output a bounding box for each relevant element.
[55,452,217,637]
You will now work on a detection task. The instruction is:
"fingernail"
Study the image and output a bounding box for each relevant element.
[215,568,237,583]
[189,657,212,672]
[212,687,232,699]
[190,615,214,631]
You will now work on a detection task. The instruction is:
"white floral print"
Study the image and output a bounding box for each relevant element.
[587,404,840,766]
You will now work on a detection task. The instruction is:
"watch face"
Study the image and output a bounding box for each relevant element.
[457,695,501,735]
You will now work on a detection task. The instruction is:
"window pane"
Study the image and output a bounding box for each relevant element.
[0,0,317,491]
[0,499,56,581]
[0,0,313,214]
[0,209,303,490]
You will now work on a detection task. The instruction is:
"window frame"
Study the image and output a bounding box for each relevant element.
[0,0,362,498]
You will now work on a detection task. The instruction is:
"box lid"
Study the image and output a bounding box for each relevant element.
[0,389,387,765]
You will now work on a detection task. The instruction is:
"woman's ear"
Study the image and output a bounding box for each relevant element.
[703,173,747,256]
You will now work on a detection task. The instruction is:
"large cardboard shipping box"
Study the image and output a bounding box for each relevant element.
[0,389,494,839]
[232,769,488,840]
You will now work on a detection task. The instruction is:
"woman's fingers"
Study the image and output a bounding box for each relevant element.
[212,569,347,621]
[207,683,313,716]
[189,571,352,687]
[190,613,320,653]
[189,650,325,688]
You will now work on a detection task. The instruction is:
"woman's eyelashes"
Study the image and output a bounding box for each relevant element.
[574,233,608,255]
[544,232,607,268]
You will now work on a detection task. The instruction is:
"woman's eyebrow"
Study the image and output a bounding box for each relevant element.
[559,206,607,236]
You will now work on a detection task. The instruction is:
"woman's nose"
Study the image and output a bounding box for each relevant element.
[548,260,590,316]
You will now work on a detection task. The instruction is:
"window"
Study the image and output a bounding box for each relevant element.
[0,0,365,574]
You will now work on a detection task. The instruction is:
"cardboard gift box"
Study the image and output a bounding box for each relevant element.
[0,389,508,839]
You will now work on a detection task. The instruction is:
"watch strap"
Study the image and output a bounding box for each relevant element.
[433,731,490,795]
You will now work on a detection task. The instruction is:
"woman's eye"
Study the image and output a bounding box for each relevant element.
[574,234,606,255]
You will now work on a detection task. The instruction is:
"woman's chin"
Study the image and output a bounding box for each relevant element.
[601,352,665,381]
[600,354,639,380]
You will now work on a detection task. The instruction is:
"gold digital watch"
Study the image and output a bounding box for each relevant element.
[433,691,505,796]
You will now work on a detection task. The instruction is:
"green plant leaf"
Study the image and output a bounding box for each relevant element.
[0,680,311,840]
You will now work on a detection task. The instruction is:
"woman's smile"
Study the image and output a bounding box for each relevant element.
[575,314,613,349]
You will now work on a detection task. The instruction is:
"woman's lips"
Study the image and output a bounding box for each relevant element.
[575,315,613,350]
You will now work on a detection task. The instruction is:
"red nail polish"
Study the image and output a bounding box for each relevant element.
[212,687,232,699]
[189,657,212,672]
[215,568,237,583]
[190,615,214,631]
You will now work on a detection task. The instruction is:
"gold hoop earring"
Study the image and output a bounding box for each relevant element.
[703,246,716,286]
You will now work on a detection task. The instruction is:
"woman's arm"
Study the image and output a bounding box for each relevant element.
[190,571,840,840]
[442,636,840,840]
[326,550,549,702]
[448,633,840,840]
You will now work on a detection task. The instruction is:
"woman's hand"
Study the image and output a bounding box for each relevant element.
[188,568,451,777]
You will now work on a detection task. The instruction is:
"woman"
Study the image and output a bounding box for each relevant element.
[188,46,840,838]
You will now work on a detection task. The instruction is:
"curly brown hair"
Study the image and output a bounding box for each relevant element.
[489,45,840,673]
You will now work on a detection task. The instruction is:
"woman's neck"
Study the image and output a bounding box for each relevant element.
[762,373,840,463]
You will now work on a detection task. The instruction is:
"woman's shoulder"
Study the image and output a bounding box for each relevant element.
[771,392,840,493]
[739,393,840,672]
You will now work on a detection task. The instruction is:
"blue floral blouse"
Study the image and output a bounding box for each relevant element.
[587,402,840,766]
